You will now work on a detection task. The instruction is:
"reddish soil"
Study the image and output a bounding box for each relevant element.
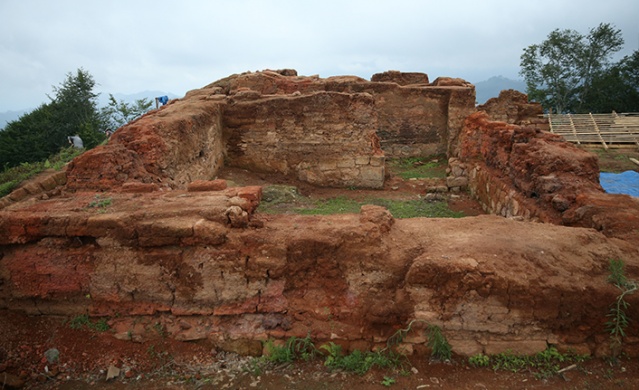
[2,157,638,389]
[1,310,638,390]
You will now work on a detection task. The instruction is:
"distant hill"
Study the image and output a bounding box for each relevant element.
[474,76,527,104]
[1,91,178,131]
[0,109,29,130]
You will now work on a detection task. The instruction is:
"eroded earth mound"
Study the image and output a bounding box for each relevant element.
[1,69,639,389]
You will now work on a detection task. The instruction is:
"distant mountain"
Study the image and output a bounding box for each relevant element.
[474,76,527,105]
[0,109,29,130]
[0,91,178,131]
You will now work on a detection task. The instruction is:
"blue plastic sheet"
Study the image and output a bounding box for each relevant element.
[600,171,639,197]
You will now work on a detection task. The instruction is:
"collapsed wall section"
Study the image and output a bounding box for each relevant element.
[66,99,226,190]
[458,111,639,240]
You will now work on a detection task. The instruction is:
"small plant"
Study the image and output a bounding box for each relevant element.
[427,324,452,361]
[69,314,92,330]
[263,334,318,364]
[489,347,589,379]
[152,321,167,338]
[468,353,490,367]
[68,314,110,332]
[88,194,112,209]
[320,342,397,375]
[381,376,396,387]
[388,156,447,179]
[93,318,110,332]
[245,358,263,376]
[606,259,637,358]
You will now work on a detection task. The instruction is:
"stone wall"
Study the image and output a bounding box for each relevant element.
[66,99,226,191]
[222,91,385,188]
[478,89,548,131]
[1,192,637,357]
[64,69,476,190]
[207,69,477,159]
[457,111,639,239]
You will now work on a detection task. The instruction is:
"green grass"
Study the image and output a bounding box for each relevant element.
[387,155,447,179]
[321,342,400,375]
[477,347,589,380]
[292,196,464,218]
[0,146,83,198]
[68,314,110,332]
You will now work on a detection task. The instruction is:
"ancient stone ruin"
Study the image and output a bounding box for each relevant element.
[1,70,638,358]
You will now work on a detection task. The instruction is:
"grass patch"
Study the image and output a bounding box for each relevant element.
[471,347,589,380]
[0,146,83,198]
[321,342,400,375]
[68,314,110,332]
[387,155,447,179]
[291,196,464,218]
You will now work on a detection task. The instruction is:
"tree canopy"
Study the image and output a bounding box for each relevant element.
[0,69,106,169]
[520,23,638,113]
[100,94,153,131]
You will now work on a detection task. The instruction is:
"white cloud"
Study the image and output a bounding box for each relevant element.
[1,0,637,111]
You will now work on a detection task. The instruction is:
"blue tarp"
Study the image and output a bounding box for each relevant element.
[600,170,639,197]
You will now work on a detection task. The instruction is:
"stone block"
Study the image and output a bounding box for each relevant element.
[355,156,370,165]
[337,158,355,168]
[448,339,483,357]
[8,187,28,201]
[360,166,384,183]
[484,339,548,356]
[446,176,468,188]
[369,156,385,167]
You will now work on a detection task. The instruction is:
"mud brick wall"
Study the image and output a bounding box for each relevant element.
[66,99,226,190]
[222,91,385,188]
[367,85,476,158]
[1,199,637,358]
[457,111,639,238]
[478,89,548,132]
[208,70,476,160]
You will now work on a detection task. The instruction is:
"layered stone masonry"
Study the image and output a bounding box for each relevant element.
[1,199,635,357]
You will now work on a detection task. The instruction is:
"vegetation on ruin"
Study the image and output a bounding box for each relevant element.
[293,197,465,218]
[520,23,639,114]
[0,145,83,198]
[262,335,319,364]
[468,347,589,380]
[606,259,638,359]
[426,324,452,361]
[256,321,453,381]
[68,314,110,332]
[387,155,447,179]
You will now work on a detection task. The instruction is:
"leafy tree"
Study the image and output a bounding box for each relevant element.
[100,94,153,131]
[49,68,106,149]
[520,23,624,113]
[581,50,639,113]
[0,68,106,169]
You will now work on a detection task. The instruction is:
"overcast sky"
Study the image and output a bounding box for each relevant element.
[1,0,638,112]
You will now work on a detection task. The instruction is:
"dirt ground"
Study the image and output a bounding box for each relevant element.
[1,308,639,390]
[1,149,638,389]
